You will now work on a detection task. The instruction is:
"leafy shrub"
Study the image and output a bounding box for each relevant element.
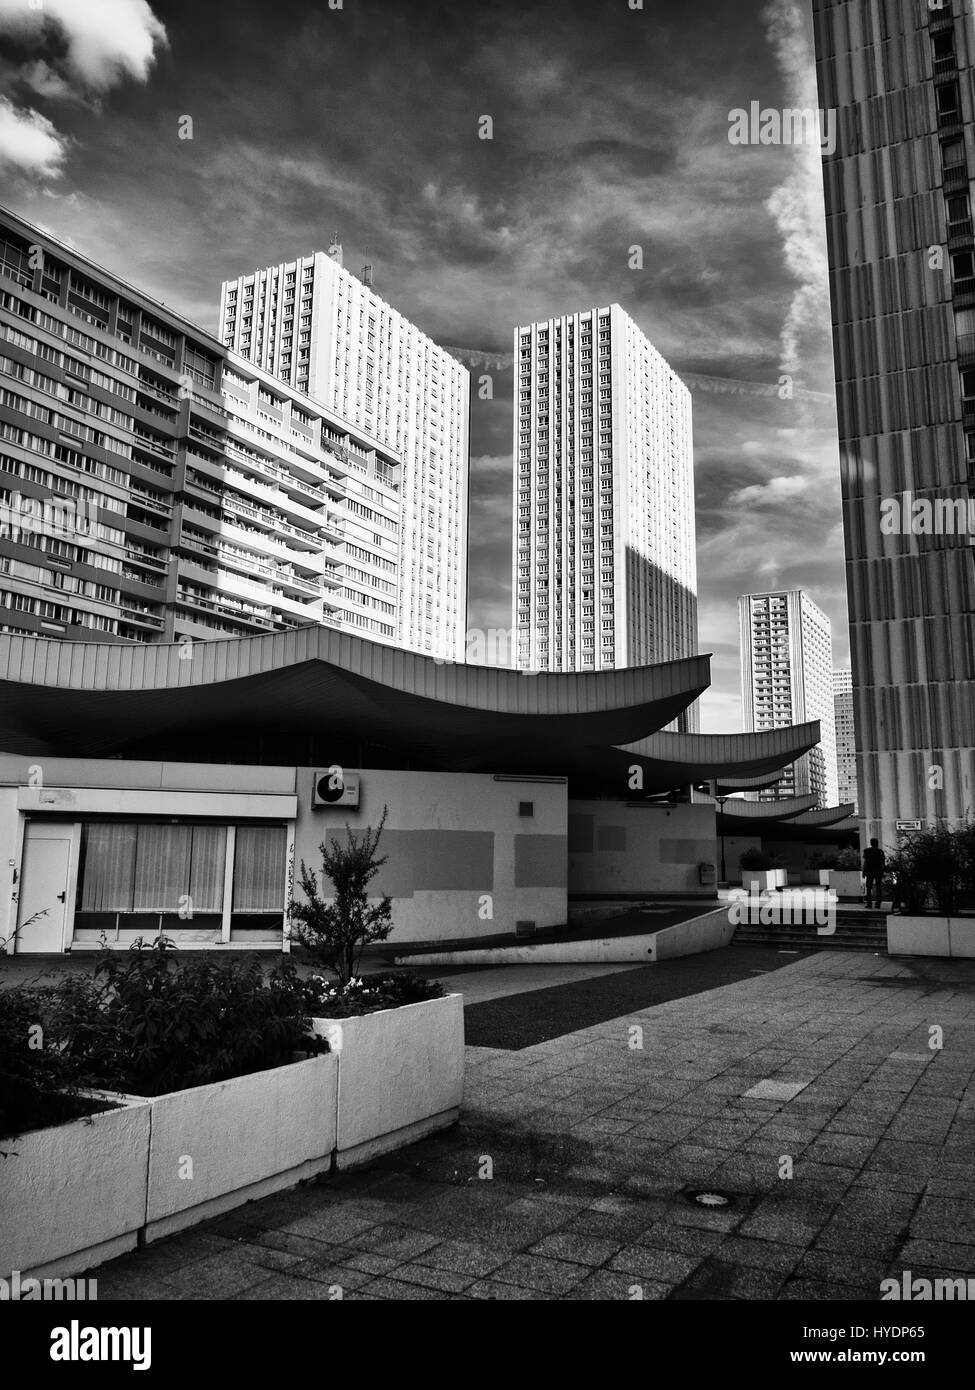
[0,983,111,1143]
[890,825,964,916]
[51,938,324,1097]
[303,970,445,1019]
[955,821,975,904]
[835,846,862,870]
[289,809,393,986]
[738,847,777,871]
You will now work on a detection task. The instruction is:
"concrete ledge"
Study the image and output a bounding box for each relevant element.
[4,999,465,1276]
[0,1097,151,1280]
[399,907,733,965]
[142,1052,339,1237]
[311,994,464,1159]
[334,1107,460,1171]
[144,1152,337,1244]
[652,907,735,960]
[888,915,975,958]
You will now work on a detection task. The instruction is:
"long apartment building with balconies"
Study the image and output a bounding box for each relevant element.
[0,205,403,646]
[219,242,469,661]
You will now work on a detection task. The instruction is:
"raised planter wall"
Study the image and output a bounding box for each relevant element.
[3,995,464,1277]
[819,869,864,901]
[1,1097,151,1281]
[740,869,787,892]
[142,1052,338,1243]
[311,993,464,1169]
[887,916,975,959]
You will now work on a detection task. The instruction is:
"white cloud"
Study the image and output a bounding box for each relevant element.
[0,95,67,177]
[0,0,167,94]
[727,474,811,506]
[22,59,80,103]
[471,454,513,477]
[760,0,831,381]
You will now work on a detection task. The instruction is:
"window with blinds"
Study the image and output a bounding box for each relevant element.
[74,821,288,933]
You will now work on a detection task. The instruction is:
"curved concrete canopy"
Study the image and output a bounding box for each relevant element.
[786,804,857,828]
[0,626,711,765]
[714,793,819,822]
[711,771,791,794]
[612,726,822,791]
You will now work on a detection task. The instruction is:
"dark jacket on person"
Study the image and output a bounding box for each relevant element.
[862,846,885,877]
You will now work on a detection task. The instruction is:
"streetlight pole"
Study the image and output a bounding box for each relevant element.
[715,794,729,886]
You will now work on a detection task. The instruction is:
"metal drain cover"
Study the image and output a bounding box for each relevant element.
[682,1187,736,1209]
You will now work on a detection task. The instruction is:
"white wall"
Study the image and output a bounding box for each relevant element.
[0,785,21,952]
[0,757,569,951]
[568,801,716,897]
[292,770,567,943]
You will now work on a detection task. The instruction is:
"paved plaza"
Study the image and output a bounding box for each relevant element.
[90,948,975,1301]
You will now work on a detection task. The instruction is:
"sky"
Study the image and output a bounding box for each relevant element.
[0,0,847,733]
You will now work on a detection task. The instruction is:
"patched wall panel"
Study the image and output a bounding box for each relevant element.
[515,833,568,888]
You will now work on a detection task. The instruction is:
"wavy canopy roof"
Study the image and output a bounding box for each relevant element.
[0,626,819,793]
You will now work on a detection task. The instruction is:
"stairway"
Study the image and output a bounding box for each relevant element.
[731,908,890,952]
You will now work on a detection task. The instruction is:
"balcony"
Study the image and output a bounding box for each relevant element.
[136,378,178,408]
[129,486,172,516]
[948,222,975,252]
[956,332,975,364]
[190,390,229,420]
[121,567,165,588]
[179,533,218,559]
[132,431,176,461]
[176,587,277,629]
[119,606,165,629]
[124,547,168,573]
[943,164,970,193]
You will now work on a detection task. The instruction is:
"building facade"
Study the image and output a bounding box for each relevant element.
[833,666,858,812]
[813,0,975,844]
[219,245,469,660]
[510,304,697,708]
[0,206,429,649]
[738,589,839,808]
[0,624,820,956]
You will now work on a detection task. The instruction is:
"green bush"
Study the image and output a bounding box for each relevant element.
[0,983,108,1143]
[738,847,780,871]
[888,822,975,915]
[289,809,394,986]
[890,822,968,911]
[51,937,324,1097]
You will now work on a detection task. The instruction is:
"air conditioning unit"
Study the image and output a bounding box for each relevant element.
[312,769,360,808]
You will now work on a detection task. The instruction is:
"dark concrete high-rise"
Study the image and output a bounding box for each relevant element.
[812,0,975,845]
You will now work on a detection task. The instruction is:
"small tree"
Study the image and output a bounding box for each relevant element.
[288,808,393,986]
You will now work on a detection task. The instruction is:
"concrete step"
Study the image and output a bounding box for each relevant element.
[732,924,888,950]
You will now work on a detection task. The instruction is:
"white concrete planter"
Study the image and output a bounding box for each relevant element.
[311,993,464,1169]
[739,869,786,892]
[0,1097,151,1280]
[819,869,864,900]
[888,915,975,958]
[141,1052,338,1242]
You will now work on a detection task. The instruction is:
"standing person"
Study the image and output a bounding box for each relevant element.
[862,838,886,909]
